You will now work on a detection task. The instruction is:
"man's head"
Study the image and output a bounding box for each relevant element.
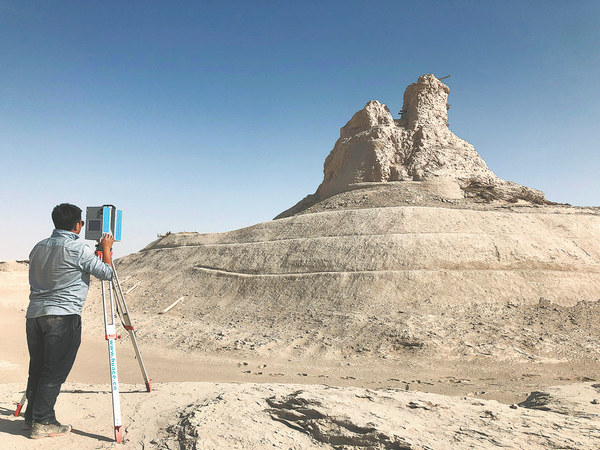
[52,203,83,233]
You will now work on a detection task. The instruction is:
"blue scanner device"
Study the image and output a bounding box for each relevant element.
[85,205,122,241]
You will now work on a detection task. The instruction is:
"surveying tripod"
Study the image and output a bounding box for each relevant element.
[97,243,151,443]
[14,244,151,444]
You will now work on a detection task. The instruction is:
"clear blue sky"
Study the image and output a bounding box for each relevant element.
[1,0,599,260]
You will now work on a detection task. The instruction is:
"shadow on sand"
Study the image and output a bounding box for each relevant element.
[0,406,113,442]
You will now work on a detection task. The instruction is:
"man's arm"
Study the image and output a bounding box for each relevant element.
[101,234,115,266]
[79,234,115,281]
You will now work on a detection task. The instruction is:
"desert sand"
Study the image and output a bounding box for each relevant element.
[2,259,600,449]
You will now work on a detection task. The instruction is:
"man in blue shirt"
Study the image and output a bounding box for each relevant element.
[24,203,115,439]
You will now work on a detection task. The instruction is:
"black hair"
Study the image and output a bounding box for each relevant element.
[52,203,82,231]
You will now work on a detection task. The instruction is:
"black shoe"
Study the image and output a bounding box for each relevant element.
[30,421,72,439]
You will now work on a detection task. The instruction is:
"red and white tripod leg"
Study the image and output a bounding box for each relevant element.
[104,280,123,443]
[107,335,123,443]
[14,392,27,416]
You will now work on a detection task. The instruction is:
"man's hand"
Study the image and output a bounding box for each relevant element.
[100,234,115,265]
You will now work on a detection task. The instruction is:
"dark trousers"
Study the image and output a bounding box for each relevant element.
[24,315,81,424]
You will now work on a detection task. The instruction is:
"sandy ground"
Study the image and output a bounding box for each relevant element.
[2,260,600,449]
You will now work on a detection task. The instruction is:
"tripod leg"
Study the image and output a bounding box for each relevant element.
[111,265,152,392]
[13,392,27,416]
[103,280,123,443]
[108,338,123,442]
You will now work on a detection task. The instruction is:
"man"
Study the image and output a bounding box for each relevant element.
[24,203,115,439]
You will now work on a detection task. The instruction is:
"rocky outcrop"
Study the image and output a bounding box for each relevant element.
[277,74,547,219]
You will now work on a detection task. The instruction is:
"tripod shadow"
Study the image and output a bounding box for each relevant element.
[61,389,110,394]
[0,406,114,442]
[0,405,18,418]
[61,387,149,394]
[71,427,114,442]
[0,385,148,442]
[0,406,29,438]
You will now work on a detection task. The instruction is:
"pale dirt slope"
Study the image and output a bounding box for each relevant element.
[111,205,600,380]
[2,248,600,449]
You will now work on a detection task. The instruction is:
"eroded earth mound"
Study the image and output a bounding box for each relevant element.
[112,73,600,409]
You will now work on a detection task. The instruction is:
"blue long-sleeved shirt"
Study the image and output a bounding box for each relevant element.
[26,229,113,318]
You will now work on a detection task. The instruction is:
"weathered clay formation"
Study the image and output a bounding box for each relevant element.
[278,74,546,219]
